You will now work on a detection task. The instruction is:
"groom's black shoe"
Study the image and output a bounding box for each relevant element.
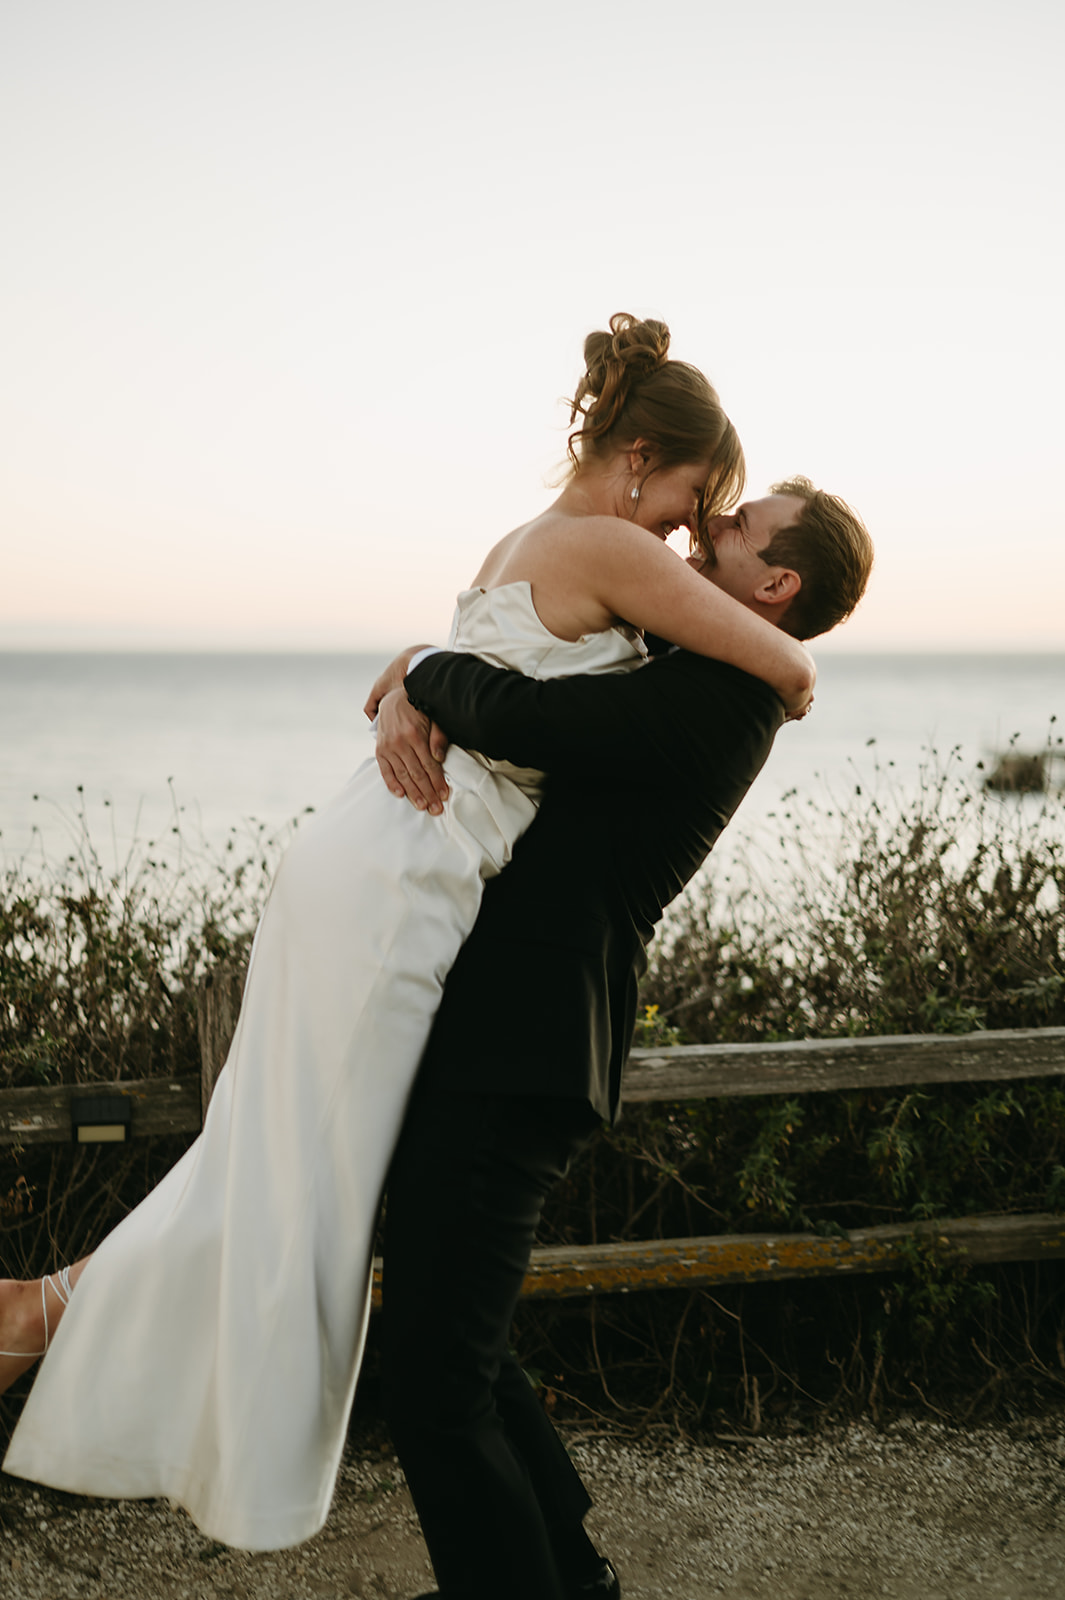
[568,1559,620,1597]
[409,1558,619,1599]
[409,1564,619,1599]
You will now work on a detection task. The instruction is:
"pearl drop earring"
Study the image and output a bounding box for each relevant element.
[630,483,640,503]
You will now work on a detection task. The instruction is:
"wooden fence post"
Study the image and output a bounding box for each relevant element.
[195,959,249,1112]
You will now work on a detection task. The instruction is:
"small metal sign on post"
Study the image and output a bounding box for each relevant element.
[70,1094,132,1144]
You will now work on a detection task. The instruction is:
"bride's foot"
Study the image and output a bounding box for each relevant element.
[0,1270,73,1395]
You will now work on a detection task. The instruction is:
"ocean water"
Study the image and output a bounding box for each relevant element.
[0,652,392,868]
[1,651,1062,880]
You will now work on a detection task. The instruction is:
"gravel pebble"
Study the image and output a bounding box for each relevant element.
[1,1408,1063,1598]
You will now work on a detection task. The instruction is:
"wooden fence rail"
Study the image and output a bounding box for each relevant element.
[4,1022,1064,1300]
[622,1027,1065,1102]
[0,1076,201,1147]
[5,1026,1065,1148]
[518,1212,1065,1297]
[368,1210,1065,1308]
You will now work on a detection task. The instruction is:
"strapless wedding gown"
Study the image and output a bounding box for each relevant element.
[4,584,645,1551]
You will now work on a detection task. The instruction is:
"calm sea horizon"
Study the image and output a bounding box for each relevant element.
[2,651,1062,882]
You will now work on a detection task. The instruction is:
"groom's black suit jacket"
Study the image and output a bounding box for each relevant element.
[405,648,784,1123]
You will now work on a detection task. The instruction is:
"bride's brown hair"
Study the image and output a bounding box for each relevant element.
[567,313,745,520]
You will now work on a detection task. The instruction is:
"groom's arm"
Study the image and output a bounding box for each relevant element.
[403,648,783,777]
[405,652,640,770]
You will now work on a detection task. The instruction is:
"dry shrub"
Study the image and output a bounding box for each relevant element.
[643,742,1064,1042]
[524,748,1065,1426]
[4,756,1065,1429]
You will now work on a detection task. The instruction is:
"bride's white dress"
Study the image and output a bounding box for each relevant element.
[4,583,645,1551]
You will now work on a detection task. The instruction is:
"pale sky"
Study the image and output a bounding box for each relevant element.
[2,0,1063,653]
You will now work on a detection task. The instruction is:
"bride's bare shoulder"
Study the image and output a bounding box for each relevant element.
[472,512,669,590]
[534,514,673,568]
[469,523,526,586]
[471,511,569,583]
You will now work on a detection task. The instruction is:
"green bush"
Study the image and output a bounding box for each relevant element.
[3,755,1064,1426]
[521,751,1065,1423]
[0,805,305,1434]
[641,743,1065,1042]
[0,799,291,1096]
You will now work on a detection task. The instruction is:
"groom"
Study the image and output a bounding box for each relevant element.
[371,479,873,1600]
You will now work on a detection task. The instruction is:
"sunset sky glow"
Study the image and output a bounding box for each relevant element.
[3,0,1063,653]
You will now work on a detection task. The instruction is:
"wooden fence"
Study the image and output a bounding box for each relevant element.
[4,996,1065,1303]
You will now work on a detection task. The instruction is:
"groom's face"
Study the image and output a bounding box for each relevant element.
[689,494,806,608]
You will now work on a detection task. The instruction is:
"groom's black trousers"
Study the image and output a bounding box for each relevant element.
[381,1079,600,1600]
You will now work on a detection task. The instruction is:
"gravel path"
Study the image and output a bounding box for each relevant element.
[2,1408,1064,1598]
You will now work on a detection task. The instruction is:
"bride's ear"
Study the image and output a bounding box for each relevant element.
[628,437,657,475]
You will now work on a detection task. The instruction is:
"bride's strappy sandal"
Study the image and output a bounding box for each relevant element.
[0,1267,74,1359]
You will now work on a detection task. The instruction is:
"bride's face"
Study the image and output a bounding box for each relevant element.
[633,457,713,543]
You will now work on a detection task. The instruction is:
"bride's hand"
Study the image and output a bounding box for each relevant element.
[785,691,814,722]
[375,689,451,814]
[363,646,434,721]
[781,651,816,721]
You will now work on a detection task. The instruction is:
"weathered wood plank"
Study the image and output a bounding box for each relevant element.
[186,959,1065,1112]
[3,1027,1065,1144]
[622,1027,1065,1102]
[197,959,247,1109]
[517,1212,1065,1297]
[0,1076,201,1146]
[366,1212,1065,1308]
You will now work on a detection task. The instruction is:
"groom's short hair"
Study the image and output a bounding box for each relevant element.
[761,477,874,640]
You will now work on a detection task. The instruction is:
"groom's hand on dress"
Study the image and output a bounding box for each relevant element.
[375,689,451,814]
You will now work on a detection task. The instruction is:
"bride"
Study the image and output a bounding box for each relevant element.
[0,314,814,1549]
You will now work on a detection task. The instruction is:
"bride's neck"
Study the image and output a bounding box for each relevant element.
[552,460,629,522]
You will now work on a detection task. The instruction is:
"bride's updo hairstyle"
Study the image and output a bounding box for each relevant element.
[567,313,745,521]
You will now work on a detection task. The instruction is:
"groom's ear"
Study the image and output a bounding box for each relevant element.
[753,567,801,614]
